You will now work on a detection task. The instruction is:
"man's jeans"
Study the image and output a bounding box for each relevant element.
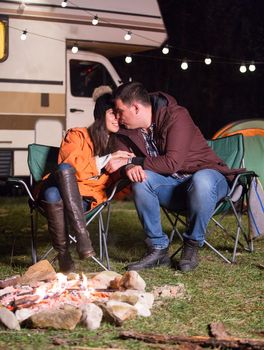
[132,169,229,249]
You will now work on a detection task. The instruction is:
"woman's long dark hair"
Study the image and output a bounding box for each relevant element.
[87,116,116,156]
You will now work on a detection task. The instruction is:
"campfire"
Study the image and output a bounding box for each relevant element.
[0,260,153,330]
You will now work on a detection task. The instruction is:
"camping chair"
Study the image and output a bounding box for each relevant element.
[163,134,257,264]
[8,143,124,270]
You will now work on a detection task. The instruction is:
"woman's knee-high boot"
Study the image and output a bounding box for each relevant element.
[41,200,75,273]
[55,166,95,259]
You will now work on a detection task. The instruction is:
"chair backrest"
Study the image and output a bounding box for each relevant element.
[27,143,59,182]
[207,133,245,169]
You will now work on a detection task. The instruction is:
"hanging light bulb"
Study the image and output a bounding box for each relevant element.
[162,45,169,55]
[249,62,256,72]
[71,43,78,54]
[124,31,132,41]
[61,0,67,8]
[204,57,212,65]
[92,15,99,25]
[181,61,188,70]
[20,30,27,40]
[239,63,247,73]
[125,55,132,64]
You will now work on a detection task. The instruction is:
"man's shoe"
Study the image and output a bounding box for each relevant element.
[178,239,200,272]
[126,248,171,271]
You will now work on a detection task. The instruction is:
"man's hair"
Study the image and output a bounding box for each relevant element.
[113,82,150,106]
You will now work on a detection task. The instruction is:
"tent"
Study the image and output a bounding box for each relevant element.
[213,119,264,187]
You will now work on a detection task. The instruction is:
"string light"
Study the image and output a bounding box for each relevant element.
[61,0,67,8]
[20,30,27,40]
[249,62,256,72]
[204,57,212,65]
[181,61,188,70]
[162,45,169,55]
[124,31,132,41]
[239,64,247,73]
[71,43,78,54]
[125,55,132,64]
[92,15,99,25]
[8,3,261,73]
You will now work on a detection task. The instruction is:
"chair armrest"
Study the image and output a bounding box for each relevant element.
[7,177,35,201]
[105,178,131,201]
[228,171,257,197]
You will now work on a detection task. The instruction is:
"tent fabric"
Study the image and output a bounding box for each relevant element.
[213,119,264,187]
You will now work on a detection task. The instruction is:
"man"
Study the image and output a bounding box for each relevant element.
[106,82,238,272]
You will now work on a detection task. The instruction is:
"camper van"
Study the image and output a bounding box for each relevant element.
[0,0,166,179]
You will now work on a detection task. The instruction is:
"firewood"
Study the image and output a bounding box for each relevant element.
[119,330,264,349]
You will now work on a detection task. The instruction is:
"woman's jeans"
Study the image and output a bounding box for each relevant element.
[41,163,89,211]
[132,169,230,249]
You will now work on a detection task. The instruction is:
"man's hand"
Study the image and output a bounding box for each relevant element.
[126,165,147,182]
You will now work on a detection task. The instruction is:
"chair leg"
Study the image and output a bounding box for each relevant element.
[30,208,38,264]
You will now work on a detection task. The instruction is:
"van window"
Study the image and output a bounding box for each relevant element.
[0,16,8,62]
[69,59,115,97]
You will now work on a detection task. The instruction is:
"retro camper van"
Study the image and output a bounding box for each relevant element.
[0,0,166,178]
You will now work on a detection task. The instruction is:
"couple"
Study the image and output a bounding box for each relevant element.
[41,82,236,273]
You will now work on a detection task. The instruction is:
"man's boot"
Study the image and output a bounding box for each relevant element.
[126,247,171,271]
[55,166,95,259]
[41,200,75,273]
[178,239,200,272]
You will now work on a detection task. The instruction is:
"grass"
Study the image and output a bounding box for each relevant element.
[0,196,263,349]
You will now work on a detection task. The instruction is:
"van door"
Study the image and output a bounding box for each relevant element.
[66,50,121,130]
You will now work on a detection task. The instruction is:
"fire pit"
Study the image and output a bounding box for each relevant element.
[0,260,154,330]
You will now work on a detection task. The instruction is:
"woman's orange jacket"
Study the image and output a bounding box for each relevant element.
[58,127,110,209]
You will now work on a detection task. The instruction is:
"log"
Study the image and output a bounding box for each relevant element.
[119,331,264,350]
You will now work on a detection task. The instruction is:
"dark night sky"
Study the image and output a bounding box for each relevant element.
[111,0,264,138]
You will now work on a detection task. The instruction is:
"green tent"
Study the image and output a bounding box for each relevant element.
[213,119,264,187]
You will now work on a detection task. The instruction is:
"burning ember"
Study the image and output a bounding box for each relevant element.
[0,272,109,313]
[0,260,153,330]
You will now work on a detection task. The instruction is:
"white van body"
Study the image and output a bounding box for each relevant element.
[0,0,166,177]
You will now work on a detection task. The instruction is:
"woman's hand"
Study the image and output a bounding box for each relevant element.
[105,150,135,173]
[111,150,135,159]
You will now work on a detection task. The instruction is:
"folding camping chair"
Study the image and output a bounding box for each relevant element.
[8,143,124,270]
[163,134,257,263]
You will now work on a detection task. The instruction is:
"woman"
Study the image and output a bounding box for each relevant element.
[40,86,133,273]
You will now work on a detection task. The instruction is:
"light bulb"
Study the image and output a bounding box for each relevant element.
[249,63,256,72]
[92,15,98,25]
[20,30,27,40]
[72,43,78,54]
[181,61,188,70]
[204,57,212,65]
[61,0,67,8]
[239,64,247,73]
[125,55,132,64]
[162,45,169,55]
[124,31,132,41]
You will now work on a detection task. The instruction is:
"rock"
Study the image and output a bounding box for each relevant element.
[109,290,154,318]
[101,300,137,326]
[91,271,122,289]
[20,260,57,285]
[0,275,21,289]
[119,271,146,291]
[81,303,103,330]
[152,283,188,299]
[0,307,20,330]
[24,304,82,330]
[134,302,151,317]
[110,290,154,308]
[15,308,37,323]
